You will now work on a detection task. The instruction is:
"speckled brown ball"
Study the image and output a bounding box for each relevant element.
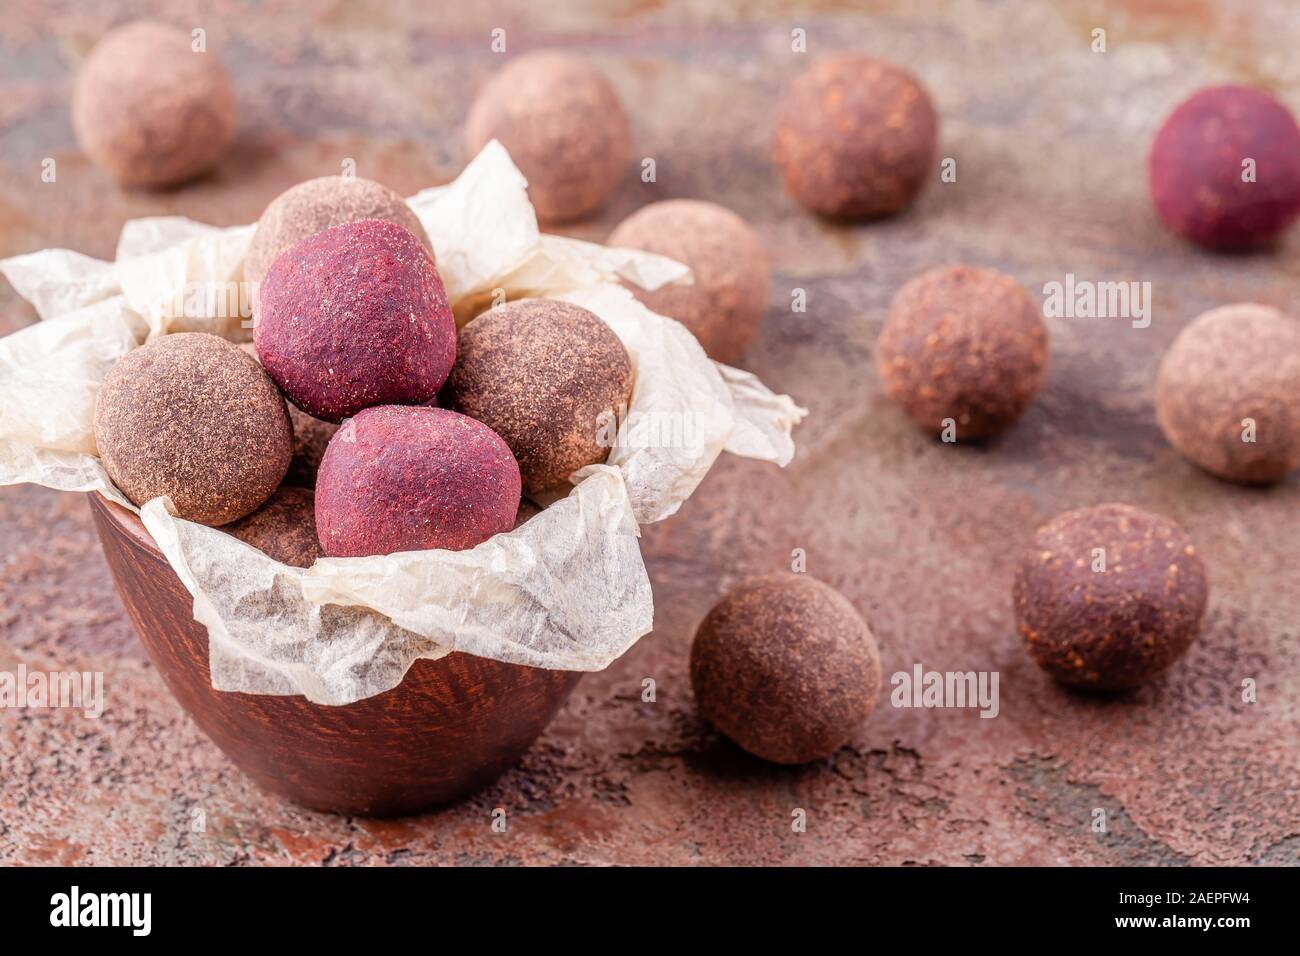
[442,299,634,495]
[690,573,882,765]
[513,498,543,529]
[1013,504,1208,691]
[226,486,321,568]
[238,343,338,487]
[878,265,1049,438]
[464,52,630,223]
[244,176,432,286]
[94,333,291,526]
[72,21,236,188]
[773,55,938,219]
[607,200,770,364]
[1156,303,1300,483]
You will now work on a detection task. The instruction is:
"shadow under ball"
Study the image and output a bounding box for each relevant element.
[89,494,580,816]
[73,20,236,188]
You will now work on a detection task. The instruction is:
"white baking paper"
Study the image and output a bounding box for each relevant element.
[0,141,806,705]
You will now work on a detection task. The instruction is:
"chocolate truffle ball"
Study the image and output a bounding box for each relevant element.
[315,406,520,558]
[464,52,631,223]
[1149,85,1300,249]
[607,200,770,364]
[691,573,882,765]
[877,265,1049,439]
[773,55,938,219]
[513,498,543,529]
[239,343,339,487]
[72,21,236,188]
[1014,504,1208,691]
[1155,303,1300,483]
[227,486,321,568]
[244,176,432,286]
[255,219,456,423]
[442,299,634,495]
[94,333,291,526]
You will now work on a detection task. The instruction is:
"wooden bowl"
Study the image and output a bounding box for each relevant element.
[88,493,581,816]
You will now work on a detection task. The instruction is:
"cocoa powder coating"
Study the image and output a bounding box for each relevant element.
[227,486,321,568]
[314,405,521,558]
[254,219,456,423]
[1149,85,1300,249]
[1155,303,1300,483]
[244,176,433,286]
[773,55,938,219]
[464,51,631,223]
[690,573,882,765]
[442,299,634,495]
[94,333,292,526]
[1013,503,1208,691]
[607,199,771,364]
[72,21,236,188]
[877,264,1049,439]
[239,343,339,487]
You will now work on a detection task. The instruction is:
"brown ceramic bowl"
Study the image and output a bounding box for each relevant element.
[89,493,581,816]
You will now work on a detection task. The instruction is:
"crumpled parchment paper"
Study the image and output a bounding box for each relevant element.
[0,141,806,705]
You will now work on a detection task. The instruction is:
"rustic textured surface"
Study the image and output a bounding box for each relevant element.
[2,0,1299,866]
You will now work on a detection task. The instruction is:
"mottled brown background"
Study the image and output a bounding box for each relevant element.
[1,0,1297,866]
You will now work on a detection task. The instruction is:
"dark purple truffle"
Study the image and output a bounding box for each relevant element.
[314,406,521,558]
[226,486,321,568]
[254,219,455,423]
[94,333,291,526]
[690,573,882,765]
[72,21,236,188]
[442,299,634,495]
[607,199,771,364]
[1149,85,1300,248]
[1013,503,1208,691]
[773,55,938,219]
[877,265,1049,439]
[1155,303,1300,483]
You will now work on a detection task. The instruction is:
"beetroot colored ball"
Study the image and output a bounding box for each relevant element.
[1149,85,1300,249]
[254,219,455,423]
[314,406,521,557]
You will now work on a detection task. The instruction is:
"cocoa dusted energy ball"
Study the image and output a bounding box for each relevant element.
[442,299,634,495]
[464,52,630,223]
[1014,504,1208,691]
[878,264,1049,439]
[73,21,236,188]
[315,406,520,557]
[244,176,432,286]
[1149,85,1300,248]
[94,333,291,526]
[691,573,882,765]
[1156,303,1300,483]
[773,55,938,219]
[255,219,456,423]
[227,486,321,568]
[607,200,771,364]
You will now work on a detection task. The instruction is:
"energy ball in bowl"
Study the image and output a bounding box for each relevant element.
[255,219,456,423]
[73,21,236,188]
[1155,303,1300,483]
[315,406,520,558]
[1013,503,1207,691]
[464,52,630,223]
[1149,85,1300,249]
[691,573,882,765]
[877,264,1049,439]
[607,200,770,364]
[227,486,321,568]
[244,176,433,286]
[442,299,634,496]
[94,333,291,526]
[773,55,938,219]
